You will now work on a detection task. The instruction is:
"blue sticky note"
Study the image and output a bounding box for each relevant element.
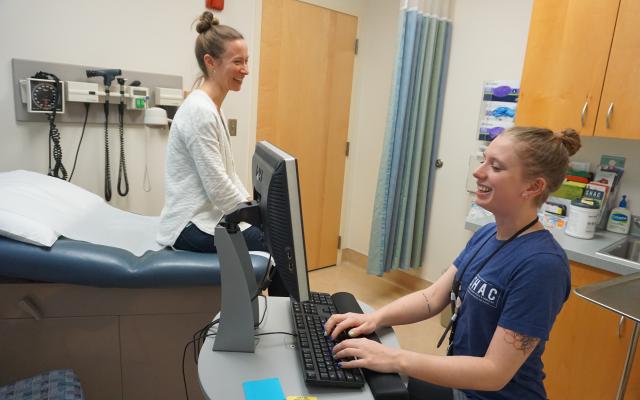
[242,377,285,400]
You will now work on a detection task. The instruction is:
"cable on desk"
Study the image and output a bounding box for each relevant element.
[252,254,274,302]
[192,318,219,364]
[183,332,217,400]
[183,254,274,399]
[257,294,268,327]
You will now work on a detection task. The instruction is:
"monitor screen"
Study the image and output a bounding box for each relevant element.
[252,141,310,302]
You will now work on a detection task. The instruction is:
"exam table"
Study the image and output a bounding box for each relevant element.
[0,170,269,400]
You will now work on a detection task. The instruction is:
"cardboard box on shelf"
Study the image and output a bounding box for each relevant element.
[552,180,586,201]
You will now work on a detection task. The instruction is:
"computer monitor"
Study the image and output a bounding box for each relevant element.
[252,141,310,303]
[212,141,310,352]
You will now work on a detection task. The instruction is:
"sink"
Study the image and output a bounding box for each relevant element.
[597,236,640,265]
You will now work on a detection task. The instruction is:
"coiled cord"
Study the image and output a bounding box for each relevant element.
[103,92,112,201]
[46,112,67,180]
[117,99,129,196]
[33,71,67,180]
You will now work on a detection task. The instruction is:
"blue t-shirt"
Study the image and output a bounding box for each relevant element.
[451,223,570,400]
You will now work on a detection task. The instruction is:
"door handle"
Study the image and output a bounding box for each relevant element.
[606,102,614,129]
[580,100,588,127]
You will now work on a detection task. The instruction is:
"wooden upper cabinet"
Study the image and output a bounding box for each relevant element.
[516,0,620,135]
[594,0,640,139]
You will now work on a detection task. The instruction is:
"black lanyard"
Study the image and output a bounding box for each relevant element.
[436,216,539,355]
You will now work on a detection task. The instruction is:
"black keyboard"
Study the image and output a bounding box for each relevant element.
[291,291,409,399]
[291,291,366,388]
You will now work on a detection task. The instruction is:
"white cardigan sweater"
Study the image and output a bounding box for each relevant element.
[156,90,249,246]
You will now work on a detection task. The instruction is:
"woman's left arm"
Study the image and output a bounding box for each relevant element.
[333,325,539,391]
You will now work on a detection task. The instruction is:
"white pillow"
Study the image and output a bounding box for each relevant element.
[0,209,59,247]
[0,170,162,255]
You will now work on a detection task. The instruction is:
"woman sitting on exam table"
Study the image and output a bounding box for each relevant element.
[326,127,582,400]
[157,12,264,253]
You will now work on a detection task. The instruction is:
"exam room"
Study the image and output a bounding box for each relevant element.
[2,0,640,399]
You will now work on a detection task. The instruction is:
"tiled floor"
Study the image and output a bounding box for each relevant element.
[308,260,447,357]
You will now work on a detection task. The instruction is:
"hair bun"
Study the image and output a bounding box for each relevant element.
[195,11,219,34]
[558,128,582,156]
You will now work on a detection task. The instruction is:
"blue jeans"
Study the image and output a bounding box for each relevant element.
[174,222,266,253]
[173,222,289,297]
[174,222,289,297]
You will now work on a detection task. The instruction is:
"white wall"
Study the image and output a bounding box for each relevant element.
[338,0,535,280]
[340,0,640,283]
[0,0,259,216]
[420,0,640,282]
[420,0,535,281]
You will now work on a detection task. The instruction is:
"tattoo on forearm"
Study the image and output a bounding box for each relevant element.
[504,330,539,354]
[421,292,432,315]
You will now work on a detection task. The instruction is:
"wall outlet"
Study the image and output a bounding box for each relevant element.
[228,118,237,136]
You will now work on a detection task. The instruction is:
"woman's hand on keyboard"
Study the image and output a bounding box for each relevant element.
[325,312,378,341]
[332,338,401,373]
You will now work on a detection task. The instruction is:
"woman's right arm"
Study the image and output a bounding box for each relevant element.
[326,264,457,339]
[186,112,248,213]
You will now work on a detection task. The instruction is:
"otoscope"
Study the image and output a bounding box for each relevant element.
[86,68,122,201]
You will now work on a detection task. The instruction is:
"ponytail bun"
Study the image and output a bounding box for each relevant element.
[558,128,581,156]
[195,11,219,34]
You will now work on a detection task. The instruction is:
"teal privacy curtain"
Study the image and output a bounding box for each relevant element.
[367,0,452,275]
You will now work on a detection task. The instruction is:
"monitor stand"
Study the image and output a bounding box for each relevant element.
[212,223,259,353]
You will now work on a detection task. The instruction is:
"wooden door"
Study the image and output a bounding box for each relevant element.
[257,0,357,270]
[542,262,633,399]
[515,0,620,135]
[594,0,640,139]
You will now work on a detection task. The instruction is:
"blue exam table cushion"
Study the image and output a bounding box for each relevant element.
[0,236,269,288]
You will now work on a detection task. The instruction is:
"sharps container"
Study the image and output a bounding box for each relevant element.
[565,199,600,239]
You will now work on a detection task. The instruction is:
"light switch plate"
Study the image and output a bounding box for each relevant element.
[466,153,483,192]
[228,118,237,136]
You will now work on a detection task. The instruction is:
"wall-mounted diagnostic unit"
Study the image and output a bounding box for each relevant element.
[12,58,183,125]
[155,87,184,107]
[128,86,149,110]
[26,78,65,113]
[66,81,100,103]
[65,80,149,110]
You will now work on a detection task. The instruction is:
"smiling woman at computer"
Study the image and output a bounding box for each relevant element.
[327,127,581,400]
[157,12,264,253]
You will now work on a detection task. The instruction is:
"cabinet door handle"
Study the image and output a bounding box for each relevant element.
[606,102,614,129]
[618,315,625,338]
[18,297,43,320]
[580,100,588,127]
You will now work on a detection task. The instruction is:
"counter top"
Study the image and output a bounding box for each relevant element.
[465,214,640,276]
[575,272,640,322]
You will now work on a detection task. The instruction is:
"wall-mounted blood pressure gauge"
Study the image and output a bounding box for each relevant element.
[27,78,65,113]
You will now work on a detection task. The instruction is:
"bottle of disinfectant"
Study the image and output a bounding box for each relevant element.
[606,195,631,234]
